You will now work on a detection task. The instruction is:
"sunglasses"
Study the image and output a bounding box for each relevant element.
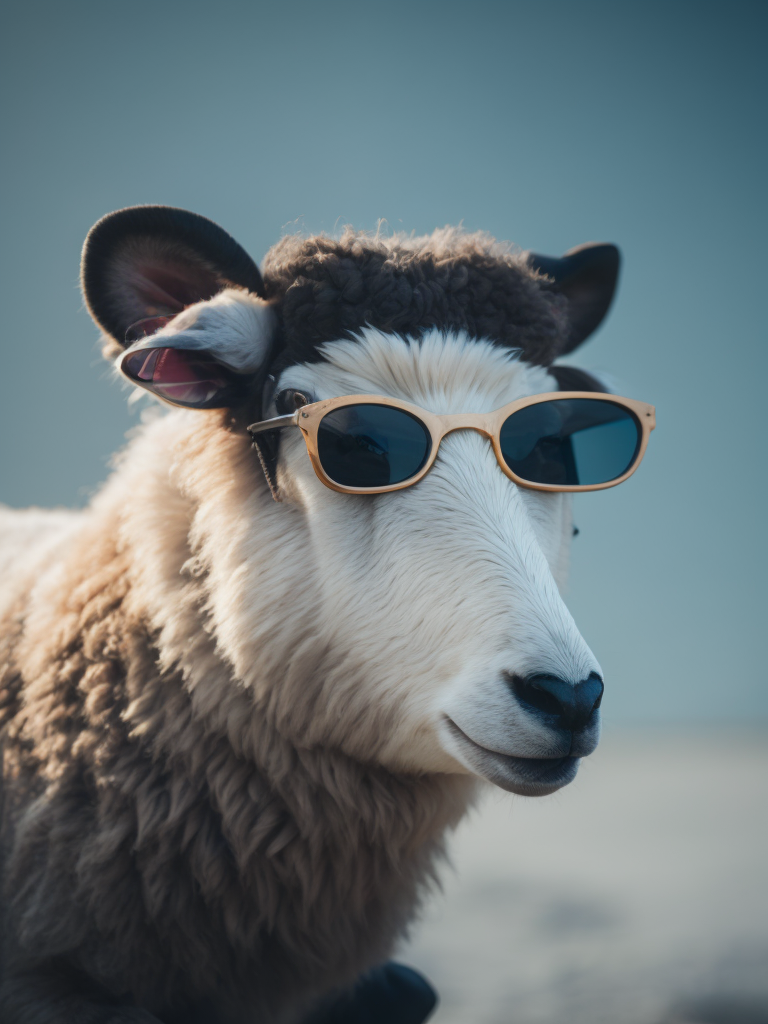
[117,318,654,495]
[247,392,655,495]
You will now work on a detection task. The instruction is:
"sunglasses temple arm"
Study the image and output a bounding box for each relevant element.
[246,412,298,439]
[246,413,300,505]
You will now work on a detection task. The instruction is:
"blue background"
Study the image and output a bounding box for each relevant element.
[1,0,765,724]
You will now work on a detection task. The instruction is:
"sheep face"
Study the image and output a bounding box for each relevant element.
[80,207,625,798]
[215,330,602,797]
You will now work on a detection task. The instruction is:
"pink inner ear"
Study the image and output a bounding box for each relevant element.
[121,347,235,408]
[134,348,160,380]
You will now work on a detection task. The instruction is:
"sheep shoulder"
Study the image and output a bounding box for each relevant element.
[0,499,470,1022]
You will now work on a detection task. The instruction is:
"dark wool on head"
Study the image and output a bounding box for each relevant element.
[0,206,622,1023]
[260,228,570,370]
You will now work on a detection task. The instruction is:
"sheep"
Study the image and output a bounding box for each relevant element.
[0,205,641,1024]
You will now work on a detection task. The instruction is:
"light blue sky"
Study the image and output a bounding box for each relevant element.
[0,0,765,723]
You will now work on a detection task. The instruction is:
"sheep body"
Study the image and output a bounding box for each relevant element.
[0,415,471,1023]
[1,212,623,1022]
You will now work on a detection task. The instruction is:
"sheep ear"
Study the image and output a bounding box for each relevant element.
[547,365,605,393]
[81,205,267,356]
[118,289,277,409]
[528,243,620,355]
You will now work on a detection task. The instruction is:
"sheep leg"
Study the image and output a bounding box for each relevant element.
[0,960,162,1024]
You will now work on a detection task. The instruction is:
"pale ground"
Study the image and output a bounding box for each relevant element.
[401,729,768,1024]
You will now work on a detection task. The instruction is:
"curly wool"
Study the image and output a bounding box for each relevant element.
[260,228,570,369]
[0,512,470,1023]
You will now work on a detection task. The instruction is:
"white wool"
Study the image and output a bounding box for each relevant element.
[4,329,602,797]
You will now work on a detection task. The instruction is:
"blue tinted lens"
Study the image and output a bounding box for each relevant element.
[317,404,432,488]
[500,399,640,486]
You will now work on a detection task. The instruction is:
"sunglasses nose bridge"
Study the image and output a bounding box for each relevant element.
[435,413,496,442]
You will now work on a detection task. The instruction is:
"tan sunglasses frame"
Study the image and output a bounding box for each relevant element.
[248,391,655,495]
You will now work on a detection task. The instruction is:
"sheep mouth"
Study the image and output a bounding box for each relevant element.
[443,718,580,796]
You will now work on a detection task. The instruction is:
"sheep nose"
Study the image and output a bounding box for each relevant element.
[509,672,604,732]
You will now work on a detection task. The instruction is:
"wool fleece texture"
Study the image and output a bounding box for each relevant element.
[0,206,621,1024]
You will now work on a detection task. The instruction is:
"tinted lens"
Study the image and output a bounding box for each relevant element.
[121,347,239,408]
[317,404,432,488]
[500,399,641,486]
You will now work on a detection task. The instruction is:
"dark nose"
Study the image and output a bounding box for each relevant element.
[509,672,604,732]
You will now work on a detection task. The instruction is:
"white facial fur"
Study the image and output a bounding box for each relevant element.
[112,322,603,798]
[244,328,602,795]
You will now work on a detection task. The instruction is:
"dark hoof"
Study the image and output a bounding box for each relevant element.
[304,961,438,1024]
